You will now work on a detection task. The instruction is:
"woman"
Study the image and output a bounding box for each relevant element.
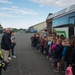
[9,31,16,60]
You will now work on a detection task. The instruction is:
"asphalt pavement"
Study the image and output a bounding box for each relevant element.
[2,33,64,75]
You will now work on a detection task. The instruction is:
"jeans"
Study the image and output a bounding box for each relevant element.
[72,65,75,75]
[9,43,15,57]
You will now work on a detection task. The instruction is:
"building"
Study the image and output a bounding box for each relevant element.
[29,21,46,33]
[46,13,53,33]
[46,4,75,38]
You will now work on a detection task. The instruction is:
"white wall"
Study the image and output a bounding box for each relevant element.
[55,27,69,38]
[33,21,46,32]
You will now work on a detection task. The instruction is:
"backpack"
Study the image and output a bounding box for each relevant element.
[65,67,73,75]
[62,46,66,56]
[0,50,8,71]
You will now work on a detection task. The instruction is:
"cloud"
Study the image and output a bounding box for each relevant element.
[0,0,12,4]
[0,12,13,17]
[40,5,44,7]
[31,0,75,8]
[0,6,38,16]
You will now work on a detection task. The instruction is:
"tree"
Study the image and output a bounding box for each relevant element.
[12,28,18,32]
[0,23,3,33]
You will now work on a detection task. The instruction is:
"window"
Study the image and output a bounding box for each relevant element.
[69,17,75,24]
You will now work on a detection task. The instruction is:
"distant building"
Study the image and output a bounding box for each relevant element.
[46,13,53,33]
[29,21,46,33]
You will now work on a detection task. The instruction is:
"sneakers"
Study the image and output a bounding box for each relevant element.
[53,69,60,72]
[38,50,40,53]
[12,56,16,58]
[8,57,11,60]
[49,58,52,62]
[47,56,49,58]
[8,56,16,60]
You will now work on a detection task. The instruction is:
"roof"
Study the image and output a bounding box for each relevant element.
[29,21,46,28]
[47,4,75,20]
[46,13,53,20]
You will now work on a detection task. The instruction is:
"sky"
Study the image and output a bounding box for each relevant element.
[0,0,75,29]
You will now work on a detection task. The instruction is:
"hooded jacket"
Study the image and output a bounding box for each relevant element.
[1,32,11,50]
[69,47,75,65]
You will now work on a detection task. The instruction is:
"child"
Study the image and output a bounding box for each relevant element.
[53,39,63,72]
[0,50,3,75]
[48,35,53,49]
[9,31,16,60]
[51,39,57,53]
[55,35,59,40]
[47,36,53,58]
[69,38,75,75]
[36,34,40,49]
[31,34,34,47]
[49,39,57,65]
[39,36,45,53]
[61,39,67,71]
[64,39,72,67]
[0,50,7,75]
[32,34,37,47]
[43,37,48,55]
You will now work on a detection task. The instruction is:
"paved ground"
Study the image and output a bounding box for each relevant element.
[2,33,64,75]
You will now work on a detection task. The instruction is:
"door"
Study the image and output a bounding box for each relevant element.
[69,27,74,39]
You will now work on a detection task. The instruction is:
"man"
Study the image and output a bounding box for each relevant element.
[1,28,11,63]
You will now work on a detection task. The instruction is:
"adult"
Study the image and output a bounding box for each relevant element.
[1,28,11,63]
[9,31,16,60]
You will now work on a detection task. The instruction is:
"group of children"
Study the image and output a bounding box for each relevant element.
[31,33,75,75]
